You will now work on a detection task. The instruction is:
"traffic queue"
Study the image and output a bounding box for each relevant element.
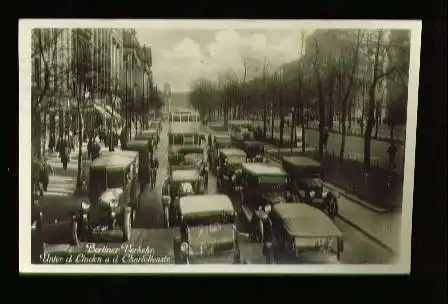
[32,112,344,265]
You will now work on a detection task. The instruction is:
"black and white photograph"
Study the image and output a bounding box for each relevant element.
[19,20,421,273]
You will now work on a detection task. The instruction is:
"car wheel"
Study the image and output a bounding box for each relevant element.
[122,208,132,242]
[164,206,170,228]
[131,206,137,226]
[256,220,264,243]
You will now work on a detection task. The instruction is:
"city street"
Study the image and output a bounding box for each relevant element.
[41,122,396,263]
[199,124,396,263]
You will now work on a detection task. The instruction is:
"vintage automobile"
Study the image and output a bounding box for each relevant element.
[229,121,254,145]
[161,168,205,228]
[281,156,339,219]
[133,133,154,155]
[143,128,159,146]
[173,194,240,264]
[31,195,44,263]
[209,133,233,174]
[236,140,265,163]
[71,151,140,244]
[122,140,151,187]
[239,163,292,242]
[168,123,202,149]
[216,148,247,194]
[169,145,208,187]
[263,203,344,264]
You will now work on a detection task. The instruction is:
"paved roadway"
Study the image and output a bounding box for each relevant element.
[42,122,395,264]
[200,124,395,264]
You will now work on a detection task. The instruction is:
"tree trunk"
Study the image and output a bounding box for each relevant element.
[76,103,83,190]
[42,110,47,156]
[318,96,325,157]
[364,86,377,171]
[32,108,42,159]
[262,92,267,138]
[279,92,284,146]
[339,100,347,163]
[270,102,275,140]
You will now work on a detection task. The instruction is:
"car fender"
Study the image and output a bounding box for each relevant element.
[162,195,171,206]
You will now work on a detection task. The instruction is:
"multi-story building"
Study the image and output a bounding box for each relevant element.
[123,29,153,129]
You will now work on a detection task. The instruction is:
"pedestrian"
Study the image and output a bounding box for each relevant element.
[387,142,398,170]
[48,135,55,153]
[87,136,94,159]
[39,157,53,194]
[150,155,159,189]
[323,127,329,152]
[91,139,101,161]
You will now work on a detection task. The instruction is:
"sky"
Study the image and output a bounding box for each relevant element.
[136,27,309,93]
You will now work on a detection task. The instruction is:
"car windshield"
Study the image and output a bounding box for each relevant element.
[185,213,235,227]
[184,153,203,165]
[216,142,231,148]
[178,182,196,195]
[106,171,124,189]
[258,176,287,193]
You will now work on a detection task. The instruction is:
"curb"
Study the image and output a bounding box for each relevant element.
[322,183,387,214]
[336,213,396,255]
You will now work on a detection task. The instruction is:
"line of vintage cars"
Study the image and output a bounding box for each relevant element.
[33,117,344,265]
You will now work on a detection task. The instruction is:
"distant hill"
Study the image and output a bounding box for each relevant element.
[170,92,192,109]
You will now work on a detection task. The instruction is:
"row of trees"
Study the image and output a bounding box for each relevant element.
[31,28,164,191]
[189,29,410,171]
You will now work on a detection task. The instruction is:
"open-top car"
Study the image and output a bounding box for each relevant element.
[161,168,205,228]
[282,156,339,219]
[216,148,247,194]
[239,163,294,242]
[122,140,151,187]
[72,151,140,244]
[236,140,265,162]
[263,203,344,264]
[173,194,240,264]
[209,133,233,174]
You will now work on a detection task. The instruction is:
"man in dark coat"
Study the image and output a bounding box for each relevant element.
[91,140,101,161]
[323,127,329,151]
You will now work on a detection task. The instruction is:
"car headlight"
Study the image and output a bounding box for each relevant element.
[231,174,236,182]
[322,191,328,198]
[264,204,272,213]
[109,199,118,208]
[180,242,189,254]
[310,190,315,198]
[81,201,90,210]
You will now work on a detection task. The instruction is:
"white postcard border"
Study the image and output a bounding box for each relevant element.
[19,19,422,274]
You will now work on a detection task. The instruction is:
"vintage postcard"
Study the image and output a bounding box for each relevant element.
[19,19,421,274]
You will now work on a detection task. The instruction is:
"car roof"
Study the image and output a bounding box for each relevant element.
[219,148,246,157]
[171,169,199,181]
[124,140,148,151]
[243,140,264,146]
[174,145,203,154]
[273,204,342,237]
[142,128,157,134]
[170,123,199,134]
[282,156,322,168]
[91,151,138,169]
[242,163,286,176]
[179,194,234,218]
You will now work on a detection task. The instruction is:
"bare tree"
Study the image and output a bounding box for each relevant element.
[335,30,362,162]
[311,38,327,157]
[31,29,65,159]
[364,29,397,170]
